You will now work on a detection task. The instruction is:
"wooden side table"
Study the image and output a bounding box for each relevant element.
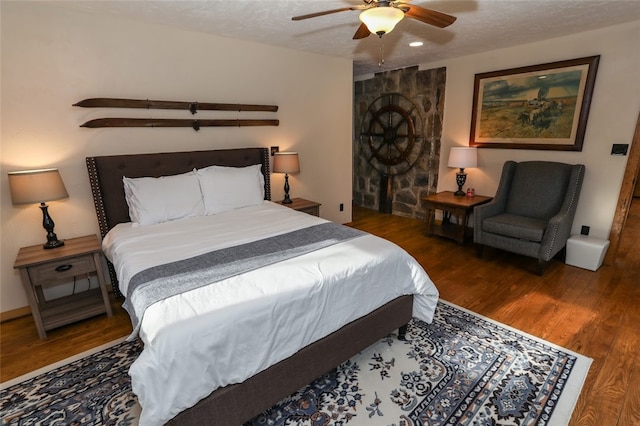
[13,234,113,339]
[277,197,321,216]
[422,191,492,244]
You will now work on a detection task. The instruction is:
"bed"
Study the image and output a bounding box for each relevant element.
[86,147,439,425]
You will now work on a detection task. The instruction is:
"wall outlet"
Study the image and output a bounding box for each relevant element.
[581,225,590,235]
[270,146,279,156]
[611,143,628,156]
[339,203,344,211]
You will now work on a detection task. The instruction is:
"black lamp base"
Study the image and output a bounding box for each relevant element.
[40,203,64,249]
[44,239,65,249]
[282,173,293,204]
[454,169,467,196]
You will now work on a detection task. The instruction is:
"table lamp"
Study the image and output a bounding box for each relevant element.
[447,147,477,196]
[272,152,300,204]
[8,168,69,249]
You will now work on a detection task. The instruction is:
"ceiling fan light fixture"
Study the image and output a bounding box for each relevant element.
[359,6,404,37]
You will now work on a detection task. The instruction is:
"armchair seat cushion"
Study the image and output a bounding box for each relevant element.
[482,213,547,242]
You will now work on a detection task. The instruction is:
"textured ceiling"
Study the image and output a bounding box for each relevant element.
[54,0,640,76]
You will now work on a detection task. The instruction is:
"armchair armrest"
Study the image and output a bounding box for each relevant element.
[538,164,586,261]
[473,161,517,243]
[474,199,503,230]
[539,212,573,261]
[473,199,501,244]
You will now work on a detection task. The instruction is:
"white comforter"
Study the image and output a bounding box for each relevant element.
[102,201,439,425]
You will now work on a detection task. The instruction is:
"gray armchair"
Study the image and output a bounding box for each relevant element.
[474,161,585,275]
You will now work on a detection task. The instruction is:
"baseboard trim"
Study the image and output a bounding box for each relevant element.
[0,306,31,323]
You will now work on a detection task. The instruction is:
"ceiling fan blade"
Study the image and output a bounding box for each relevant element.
[353,23,371,39]
[292,6,364,21]
[403,4,456,28]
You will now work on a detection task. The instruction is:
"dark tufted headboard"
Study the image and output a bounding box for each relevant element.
[86,147,271,295]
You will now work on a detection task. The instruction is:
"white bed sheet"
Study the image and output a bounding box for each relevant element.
[102,201,439,425]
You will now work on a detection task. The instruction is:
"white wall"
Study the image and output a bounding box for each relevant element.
[427,21,640,239]
[0,2,353,313]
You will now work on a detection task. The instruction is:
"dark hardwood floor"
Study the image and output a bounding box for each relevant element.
[1,201,638,425]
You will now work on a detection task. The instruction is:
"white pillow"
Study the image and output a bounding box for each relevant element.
[196,164,265,215]
[123,170,205,226]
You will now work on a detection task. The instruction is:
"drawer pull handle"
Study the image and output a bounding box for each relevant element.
[55,264,73,272]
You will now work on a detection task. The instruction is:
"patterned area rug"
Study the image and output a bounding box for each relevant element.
[0,301,590,425]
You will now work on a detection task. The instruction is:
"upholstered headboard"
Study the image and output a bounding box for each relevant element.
[86,148,270,295]
[86,147,270,238]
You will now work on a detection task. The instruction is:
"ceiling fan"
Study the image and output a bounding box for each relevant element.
[292,0,456,39]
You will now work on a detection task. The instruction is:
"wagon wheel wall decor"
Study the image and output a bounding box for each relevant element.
[359,93,425,212]
[360,93,425,175]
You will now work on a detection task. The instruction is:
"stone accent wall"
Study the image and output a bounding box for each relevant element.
[353,66,446,219]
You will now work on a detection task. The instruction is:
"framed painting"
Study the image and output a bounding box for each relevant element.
[469,56,600,151]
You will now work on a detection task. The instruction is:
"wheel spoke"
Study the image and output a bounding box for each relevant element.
[386,112,394,129]
[393,119,406,132]
[374,115,387,130]
[371,138,386,156]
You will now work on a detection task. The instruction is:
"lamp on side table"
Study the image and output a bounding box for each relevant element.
[273,152,300,204]
[447,147,477,196]
[8,168,69,249]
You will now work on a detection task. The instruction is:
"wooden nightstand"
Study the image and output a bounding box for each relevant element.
[13,234,113,339]
[422,191,493,244]
[278,198,321,216]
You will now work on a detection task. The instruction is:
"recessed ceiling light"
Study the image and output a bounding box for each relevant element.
[409,41,424,47]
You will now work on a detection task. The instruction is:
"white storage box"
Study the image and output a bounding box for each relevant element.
[566,235,610,271]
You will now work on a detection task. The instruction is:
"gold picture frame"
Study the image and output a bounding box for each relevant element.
[469,56,600,151]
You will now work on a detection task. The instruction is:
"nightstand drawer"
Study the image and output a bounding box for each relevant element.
[27,254,96,286]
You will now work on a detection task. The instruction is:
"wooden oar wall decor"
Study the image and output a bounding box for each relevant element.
[74,97,279,131]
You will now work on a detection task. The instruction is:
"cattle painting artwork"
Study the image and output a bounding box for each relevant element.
[469,56,600,151]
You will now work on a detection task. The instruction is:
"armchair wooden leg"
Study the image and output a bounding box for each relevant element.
[476,244,484,258]
[536,260,548,276]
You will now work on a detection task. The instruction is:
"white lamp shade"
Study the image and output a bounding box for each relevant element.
[273,152,300,174]
[359,6,404,36]
[447,147,477,169]
[8,168,69,205]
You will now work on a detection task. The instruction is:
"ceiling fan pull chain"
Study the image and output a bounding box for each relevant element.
[378,39,385,67]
